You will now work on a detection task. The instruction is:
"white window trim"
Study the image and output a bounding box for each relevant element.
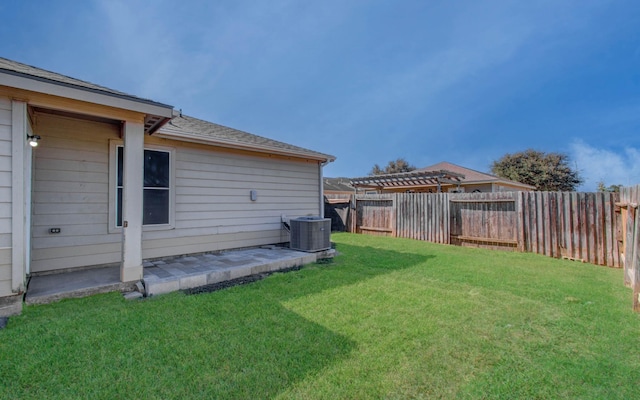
[108,139,176,233]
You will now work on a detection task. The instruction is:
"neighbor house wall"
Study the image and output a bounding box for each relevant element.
[494,184,532,192]
[460,183,493,193]
[31,112,121,272]
[140,136,322,259]
[0,97,13,295]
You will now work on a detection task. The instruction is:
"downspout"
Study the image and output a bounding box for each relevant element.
[319,159,333,218]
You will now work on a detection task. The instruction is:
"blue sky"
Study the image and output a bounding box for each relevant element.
[1,0,639,190]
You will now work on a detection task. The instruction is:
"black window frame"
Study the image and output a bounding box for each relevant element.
[116,145,172,227]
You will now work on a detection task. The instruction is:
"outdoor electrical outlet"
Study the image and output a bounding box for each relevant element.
[49,228,61,234]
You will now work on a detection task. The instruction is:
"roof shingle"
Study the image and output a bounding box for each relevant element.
[418,161,535,189]
[157,114,335,162]
[0,57,171,108]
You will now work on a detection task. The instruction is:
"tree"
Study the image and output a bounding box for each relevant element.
[491,149,582,191]
[369,158,416,176]
[597,181,622,193]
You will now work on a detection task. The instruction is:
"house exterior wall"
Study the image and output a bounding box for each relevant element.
[31,112,322,273]
[458,183,493,193]
[0,97,12,295]
[31,112,121,272]
[494,183,532,192]
[140,136,321,259]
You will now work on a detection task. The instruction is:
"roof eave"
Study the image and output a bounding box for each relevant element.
[154,129,335,163]
[0,70,174,118]
[464,179,536,189]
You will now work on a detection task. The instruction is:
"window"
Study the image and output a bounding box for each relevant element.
[114,144,173,228]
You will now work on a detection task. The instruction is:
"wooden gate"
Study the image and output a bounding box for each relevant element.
[396,193,449,244]
[449,193,519,250]
[355,195,395,236]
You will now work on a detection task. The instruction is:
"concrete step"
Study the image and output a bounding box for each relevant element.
[144,251,317,296]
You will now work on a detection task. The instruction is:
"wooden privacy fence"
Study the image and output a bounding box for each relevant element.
[336,187,640,310]
[619,186,640,311]
[350,191,622,268]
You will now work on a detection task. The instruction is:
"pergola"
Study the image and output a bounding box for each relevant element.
[350,170,465,193]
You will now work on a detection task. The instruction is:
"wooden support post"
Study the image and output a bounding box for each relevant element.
[121,121,144,282]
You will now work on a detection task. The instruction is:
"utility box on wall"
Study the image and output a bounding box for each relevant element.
[289,217,331,252]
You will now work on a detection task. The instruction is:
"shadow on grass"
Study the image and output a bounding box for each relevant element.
[259,242,435,303]
[0,241,434,399]
[0,291,353,399]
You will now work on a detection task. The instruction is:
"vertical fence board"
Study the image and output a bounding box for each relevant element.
[633,208,640,311]
[556,192,566,258]
[587,194,596,264]
[516,192,525,252]
[530,193,538,254]
[595,193,605,265]
[624,206,635,287]
[613,194,621,268]
[541,192,549,256]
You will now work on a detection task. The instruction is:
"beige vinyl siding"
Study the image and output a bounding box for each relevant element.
[0,97,11,294]
[31,112,121,272]
[30,113,322,271]
[141,137,321,259]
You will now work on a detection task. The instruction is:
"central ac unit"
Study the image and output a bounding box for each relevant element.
[289,217,331,252]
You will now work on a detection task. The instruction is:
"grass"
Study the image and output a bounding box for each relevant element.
[1,232,640,399]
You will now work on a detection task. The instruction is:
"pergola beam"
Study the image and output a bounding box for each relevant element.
[350,169,465,192]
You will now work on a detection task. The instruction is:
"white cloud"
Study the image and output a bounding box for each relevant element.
[570,140,640,191]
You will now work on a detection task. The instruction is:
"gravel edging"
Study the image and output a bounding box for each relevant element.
[183,265,304,295]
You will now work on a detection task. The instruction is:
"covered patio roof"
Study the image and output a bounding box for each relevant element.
[350,170,465,192]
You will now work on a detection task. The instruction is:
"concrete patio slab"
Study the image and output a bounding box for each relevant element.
[143,247,321,296]
[25,266,134,305]
[25,246,335,304]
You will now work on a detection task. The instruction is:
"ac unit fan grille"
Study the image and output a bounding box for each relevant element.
[290,218,331,252]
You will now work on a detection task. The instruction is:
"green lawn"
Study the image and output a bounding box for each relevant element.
[1,233,639,399]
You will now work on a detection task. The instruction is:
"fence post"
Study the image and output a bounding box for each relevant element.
[516,191,525,252]
[392,193,398,237]
[633,207,640,311]
[350,195,357,234]
[624,206,636,287]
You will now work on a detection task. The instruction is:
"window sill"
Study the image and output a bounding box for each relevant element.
[109,223,175,234]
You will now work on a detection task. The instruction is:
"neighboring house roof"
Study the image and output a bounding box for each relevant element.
[417,161,535,190]
[324,177,355,193]
[156,114,336,163]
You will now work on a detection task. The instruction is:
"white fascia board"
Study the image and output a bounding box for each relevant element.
[0,72,173,118]
[155,129,336,163]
